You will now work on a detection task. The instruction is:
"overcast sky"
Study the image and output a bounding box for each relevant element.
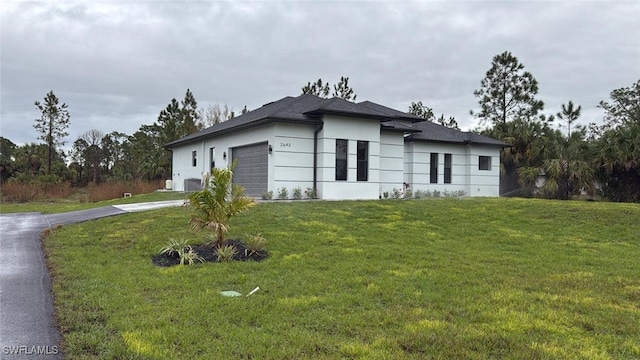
[1,0,639,150]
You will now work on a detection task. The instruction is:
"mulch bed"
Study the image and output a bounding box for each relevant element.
[152,239,268,267]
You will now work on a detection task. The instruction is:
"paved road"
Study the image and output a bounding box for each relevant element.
[0,200,184,359]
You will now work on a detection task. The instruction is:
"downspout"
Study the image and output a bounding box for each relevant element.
[313,120,324,193]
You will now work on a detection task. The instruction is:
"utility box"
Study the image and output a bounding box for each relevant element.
[184,178,201,192]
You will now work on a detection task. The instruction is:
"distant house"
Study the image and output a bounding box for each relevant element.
[165,94,508,199]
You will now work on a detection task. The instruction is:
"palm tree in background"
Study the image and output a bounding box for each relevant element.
[520,102,595,199]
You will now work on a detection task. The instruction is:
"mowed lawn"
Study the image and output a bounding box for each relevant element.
[44,198,640,359]
[0,191,186,214]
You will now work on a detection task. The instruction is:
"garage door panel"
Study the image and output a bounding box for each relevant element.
[231,142,268,196]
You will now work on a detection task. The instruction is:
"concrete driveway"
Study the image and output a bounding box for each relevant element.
[0,200,184,359]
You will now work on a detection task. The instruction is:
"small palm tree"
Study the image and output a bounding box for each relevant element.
[188,161,256,247]
[520,127,595,199]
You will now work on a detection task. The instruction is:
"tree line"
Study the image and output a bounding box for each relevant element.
[472,52,638,202]
[1,53,638,202]
[0,89,245,187]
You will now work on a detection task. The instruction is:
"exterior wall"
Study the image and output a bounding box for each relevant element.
[171,141,207,191]
[171,118,501,198]
[379,131,405,196]
[317,115,381,200]
[404,142,500,197]
[465,144,501,197]
[171,124,277,192]
[271,123,316,197]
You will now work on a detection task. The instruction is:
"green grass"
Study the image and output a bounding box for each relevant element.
[44,198,640,359]
[0,191,187,214]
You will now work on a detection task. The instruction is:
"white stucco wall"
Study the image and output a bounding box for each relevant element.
[171,124,277,192]
[404,142,500,197]
[317,115,381,200]
[171,117,501,198]
[173,123,315,198]
[379,131,406,196]
[271,123,316,197]
[171,141,207,191]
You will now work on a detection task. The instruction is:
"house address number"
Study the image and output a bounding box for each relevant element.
[279,142,292,148]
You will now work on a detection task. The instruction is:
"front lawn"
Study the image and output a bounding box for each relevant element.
[0,191,186,214]
[44,198,640,359]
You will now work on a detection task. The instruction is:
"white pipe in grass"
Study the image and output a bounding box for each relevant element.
[246,287,260,297]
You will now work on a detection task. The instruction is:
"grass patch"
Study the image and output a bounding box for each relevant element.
[44,198,640,359]
[0,191,186,214]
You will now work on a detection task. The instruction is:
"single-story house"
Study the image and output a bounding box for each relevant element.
[165,94,508,199]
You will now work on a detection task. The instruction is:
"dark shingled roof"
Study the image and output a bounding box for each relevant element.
[165,94,506,148]
[405,120,509,147]
[358,101,424,122]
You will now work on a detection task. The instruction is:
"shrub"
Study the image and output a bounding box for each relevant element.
[87,180,162,202]
[277,187,288,200]
[177,246,205,266]
[1,181,75,203]
[453,190,467,197]
[404,190,413,199]
[292,187,303,200]
[305,187,318,199]
[158,237,190,257]
[383,191,389,199]
[244,233,267,256]
[216,244,237,263]
[261,190,273,200]
[188,161,256,247]
[432,190,441,198]
[391,188,402,199]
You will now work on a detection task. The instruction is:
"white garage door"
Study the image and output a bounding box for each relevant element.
[231,142,268,197]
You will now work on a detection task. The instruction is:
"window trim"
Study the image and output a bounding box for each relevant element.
[335,139,348,181]
[444,153,452,184]
[357,140,368,182]
[430,153,438,184]
[479,156,491,171]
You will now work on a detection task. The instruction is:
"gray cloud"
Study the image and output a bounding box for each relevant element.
[1,1,638,149]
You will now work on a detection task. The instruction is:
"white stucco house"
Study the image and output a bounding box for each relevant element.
[165,94,508,199]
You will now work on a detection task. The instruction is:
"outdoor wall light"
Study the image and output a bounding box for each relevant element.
[268,145,273,154]
[223,152,227,160]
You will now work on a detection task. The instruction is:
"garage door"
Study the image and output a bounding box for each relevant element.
[231,142,268,197]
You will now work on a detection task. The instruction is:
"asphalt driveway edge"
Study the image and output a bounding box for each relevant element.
[1,200,184,359]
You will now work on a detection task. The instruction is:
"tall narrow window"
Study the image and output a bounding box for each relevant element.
[357,141,369,181]
[192,151,197,167]
[430,153,438,184]
[479,156,491,170]
[209,147,215,172]
[336,139,347,181]
[444,154,452,184]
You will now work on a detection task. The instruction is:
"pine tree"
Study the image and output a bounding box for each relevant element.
[34,90,70,175]
[471,51,544,127]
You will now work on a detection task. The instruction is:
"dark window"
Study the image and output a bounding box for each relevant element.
[209,147,215,172]
[336,139,347,181]
[479,156,491,170]
[357,141,368,181]
[430,153,438,184]
[192,151,197,167]
[444,153,452,184]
